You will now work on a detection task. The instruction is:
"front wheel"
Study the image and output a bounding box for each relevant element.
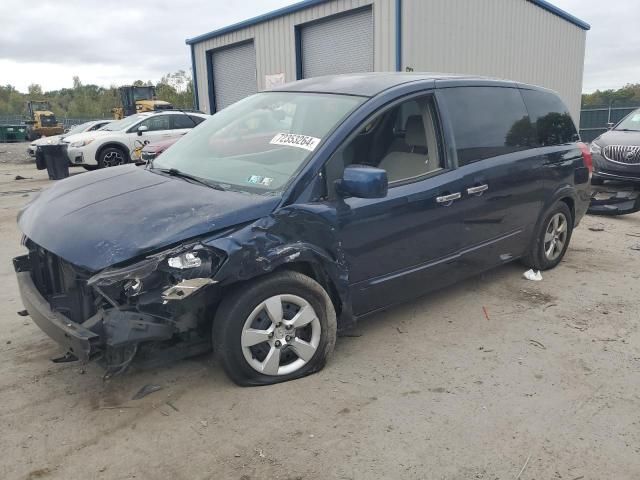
[213,271,337,386]
[522,202,573,270]
[98,147,127,168]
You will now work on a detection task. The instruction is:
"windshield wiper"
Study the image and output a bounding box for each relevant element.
[154,168,226,191]
[617,128,640,132]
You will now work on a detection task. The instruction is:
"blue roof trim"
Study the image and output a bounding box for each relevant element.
[190,45,199,110]
[186,0,590,45]
[529,0,590,30]
[186,0,329,45]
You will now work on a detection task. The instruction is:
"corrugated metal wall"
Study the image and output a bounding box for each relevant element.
[193,0,397,113]
[401,0,586,122]
[192,0,586,120]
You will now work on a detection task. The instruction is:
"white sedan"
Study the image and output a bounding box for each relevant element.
[63,111,208,169]
[27,120,112,157]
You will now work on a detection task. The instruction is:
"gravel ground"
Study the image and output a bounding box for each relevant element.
[0,143,639,480]
[0,141,34,165]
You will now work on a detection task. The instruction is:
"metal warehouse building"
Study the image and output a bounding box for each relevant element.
[187,0,589,120]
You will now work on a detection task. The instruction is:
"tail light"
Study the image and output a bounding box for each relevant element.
[578,142,593,174]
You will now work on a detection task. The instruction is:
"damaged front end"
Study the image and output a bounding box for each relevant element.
[14,239,225,375]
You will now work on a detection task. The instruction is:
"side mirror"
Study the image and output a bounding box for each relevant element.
[607,122,615,130]
[335,164,388,199]
[137,125,149,136]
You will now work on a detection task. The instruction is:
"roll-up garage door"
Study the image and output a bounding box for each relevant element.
[300,8,373,79]
[211,41,257,111]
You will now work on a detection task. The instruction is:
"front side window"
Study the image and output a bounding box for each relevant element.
[520,89,577,146]
[153,92,364,193]
[329,95,443,185]
[614,108,640,132]
[138,115,171,132]
[440,87,531,166]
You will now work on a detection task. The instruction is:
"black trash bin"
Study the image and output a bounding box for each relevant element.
[40,143,70,180]
[34,147,47,170]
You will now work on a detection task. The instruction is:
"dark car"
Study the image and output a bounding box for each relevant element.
[590,108,640,184]
[13,73,592,386]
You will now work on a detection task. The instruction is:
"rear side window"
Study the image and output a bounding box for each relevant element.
[520,89,577,146]
[440,87,531,166]
[172,115,205,129]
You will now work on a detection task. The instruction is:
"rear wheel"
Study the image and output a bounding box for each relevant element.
[213,271,337,386]
[522,202,573,270]
[83,165,99,171]
[98,147,127,168]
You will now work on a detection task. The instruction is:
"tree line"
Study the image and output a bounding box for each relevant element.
[582,83,640,109]
[0,70,195,119]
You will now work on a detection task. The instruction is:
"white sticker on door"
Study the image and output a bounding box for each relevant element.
[269,133,321,152]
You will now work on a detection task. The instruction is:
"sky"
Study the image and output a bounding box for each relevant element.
[0,0,638,94]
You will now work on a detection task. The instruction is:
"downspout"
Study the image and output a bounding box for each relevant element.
[395,0,402,71]
[190,44,200,111]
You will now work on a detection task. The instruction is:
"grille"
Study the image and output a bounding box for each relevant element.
[27,240,96,324]
[603,145,640,165]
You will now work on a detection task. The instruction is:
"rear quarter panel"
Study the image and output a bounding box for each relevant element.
[540,144,591,225]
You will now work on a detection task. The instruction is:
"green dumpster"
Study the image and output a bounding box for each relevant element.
[0,125,28,142]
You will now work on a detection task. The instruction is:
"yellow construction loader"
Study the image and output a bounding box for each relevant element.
[112,85,174,119]
[25,100,64,141]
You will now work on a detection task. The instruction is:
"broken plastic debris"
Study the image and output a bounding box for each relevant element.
[131,384,163,400]
[523,269,543,281]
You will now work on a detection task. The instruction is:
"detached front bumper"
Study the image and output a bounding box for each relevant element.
[15,269,101,362]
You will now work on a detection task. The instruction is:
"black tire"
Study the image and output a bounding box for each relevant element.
[98,146,128,168]
[522,202,573,271]
[213,271,337,386]
[83,165,99,171]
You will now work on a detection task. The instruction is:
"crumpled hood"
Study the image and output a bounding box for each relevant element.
[18,165,280,271]
[595,130,640,147]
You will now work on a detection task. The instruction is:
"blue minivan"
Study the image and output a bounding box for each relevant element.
[14,73,592,385]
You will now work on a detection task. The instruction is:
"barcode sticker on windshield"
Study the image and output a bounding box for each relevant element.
[270,133,321,152]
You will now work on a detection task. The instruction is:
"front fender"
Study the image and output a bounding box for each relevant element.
[205,206,353,326]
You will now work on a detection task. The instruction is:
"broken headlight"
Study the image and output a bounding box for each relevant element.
[87,244,225,304]
[168,252,202,270]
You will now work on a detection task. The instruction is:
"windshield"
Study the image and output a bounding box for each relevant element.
[615,109,640,131]
[102,114,146,131]
[153,92,364,194]
[67,122,92,135]
[134,87,155,101]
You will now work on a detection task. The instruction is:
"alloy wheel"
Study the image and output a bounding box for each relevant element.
[241,294,321,376]
[103,150,125,167]
[543,212,568,261]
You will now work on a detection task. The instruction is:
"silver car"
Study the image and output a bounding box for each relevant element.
[28,120,112,157]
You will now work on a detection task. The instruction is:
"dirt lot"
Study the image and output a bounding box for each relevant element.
[0,141,639,480]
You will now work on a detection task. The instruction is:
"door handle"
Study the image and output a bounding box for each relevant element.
[467,184,488,196]
[436,192,462,206]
